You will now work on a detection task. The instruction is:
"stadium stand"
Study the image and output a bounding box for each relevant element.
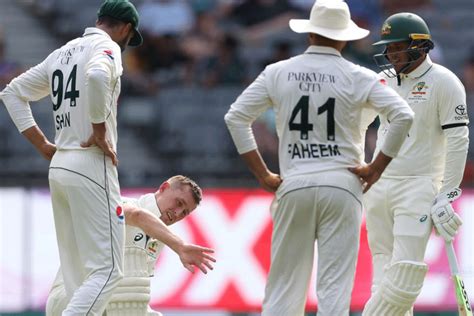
[0,0,472,189]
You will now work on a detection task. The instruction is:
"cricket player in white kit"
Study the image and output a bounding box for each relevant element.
[361,13,470,315]
[46,175,216,316]
[0,1,145,314]
[224,1,414,315]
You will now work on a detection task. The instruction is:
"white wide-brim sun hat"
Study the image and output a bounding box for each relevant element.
[289,0,369,41]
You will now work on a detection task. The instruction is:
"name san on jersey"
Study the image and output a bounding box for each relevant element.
[55,112,71,130]
[52,63,79,131]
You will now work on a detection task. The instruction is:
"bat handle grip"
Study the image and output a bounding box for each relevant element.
[446,241,460,275]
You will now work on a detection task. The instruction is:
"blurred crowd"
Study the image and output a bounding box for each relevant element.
[0,29,23,92]
[122,0,301,94]
[1,0,474,187]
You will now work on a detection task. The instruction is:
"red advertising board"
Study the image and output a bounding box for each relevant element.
[0,188,473,312]
[136,188,473,312]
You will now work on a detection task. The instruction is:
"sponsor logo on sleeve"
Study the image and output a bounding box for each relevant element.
[455,105,466,115]
[454,104,469,121]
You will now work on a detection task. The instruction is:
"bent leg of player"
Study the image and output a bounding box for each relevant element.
[49,178,85,300]
[389,195,433,315]
[364,179,394,296]
[262,188,317,316]
[106,247,153,316]
[364,177,434,316]
[64,179,124,315]
[45,271,69,316]
[315,187,362,316]
[106,277,150,315]
[262,185,362,316]
[50,151,125,316]
[362,261,428,315]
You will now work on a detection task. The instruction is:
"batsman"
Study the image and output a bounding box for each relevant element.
[46,175,216,316]
[357,12,470,315]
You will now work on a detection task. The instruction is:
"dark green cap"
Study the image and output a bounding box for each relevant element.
[373,12,431,46]
[98,0,143,47]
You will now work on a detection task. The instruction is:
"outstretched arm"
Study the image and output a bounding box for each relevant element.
[123,204,216,273]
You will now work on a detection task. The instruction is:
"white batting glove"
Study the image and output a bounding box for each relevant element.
[430,188,463,242]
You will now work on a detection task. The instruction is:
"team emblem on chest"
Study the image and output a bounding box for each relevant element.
[146,239,159,260]
[408,81,430,103]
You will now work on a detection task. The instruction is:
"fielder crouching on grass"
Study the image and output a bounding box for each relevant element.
[46,175,216,316]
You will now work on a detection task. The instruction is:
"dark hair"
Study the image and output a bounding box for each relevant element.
[168,175,202,205]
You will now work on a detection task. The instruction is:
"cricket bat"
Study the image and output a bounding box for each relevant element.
[446,241,473,316]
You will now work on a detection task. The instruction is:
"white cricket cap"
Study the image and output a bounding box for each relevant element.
[289,0,369,41]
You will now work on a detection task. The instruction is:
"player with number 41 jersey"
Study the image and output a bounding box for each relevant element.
[225,1,414,314]
[225,34,414,201]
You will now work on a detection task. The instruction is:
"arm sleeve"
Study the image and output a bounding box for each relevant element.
[440,126,469,192]
[436,73,469,192]
[0,60,50,132]
[366,78,414,158]
[85,43,118,124]
[224,69,273,154]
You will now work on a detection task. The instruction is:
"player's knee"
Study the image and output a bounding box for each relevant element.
[106,277,151,316]
[89,265,124,291]
[363,260,428,316]
[108,266,124,287]
[384,260,427,300]
[392,235,429,262]
[367,231,393,256]
[371,253,391,293]
[45,285,68,316]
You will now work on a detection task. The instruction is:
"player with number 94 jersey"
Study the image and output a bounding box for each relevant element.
[2,27,122,151]
[0,1,144,314]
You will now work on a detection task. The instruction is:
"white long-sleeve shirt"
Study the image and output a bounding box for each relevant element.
[122,194,165,276]
[0,27,123,152]
[225,45,414,197]
[374,56,469,192]
[48,193,164,314]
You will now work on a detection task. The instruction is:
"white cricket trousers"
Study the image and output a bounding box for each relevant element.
[49,149,125,316]
[262,186,363,316]
[364,177,438,315]
[364,176,434,308]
